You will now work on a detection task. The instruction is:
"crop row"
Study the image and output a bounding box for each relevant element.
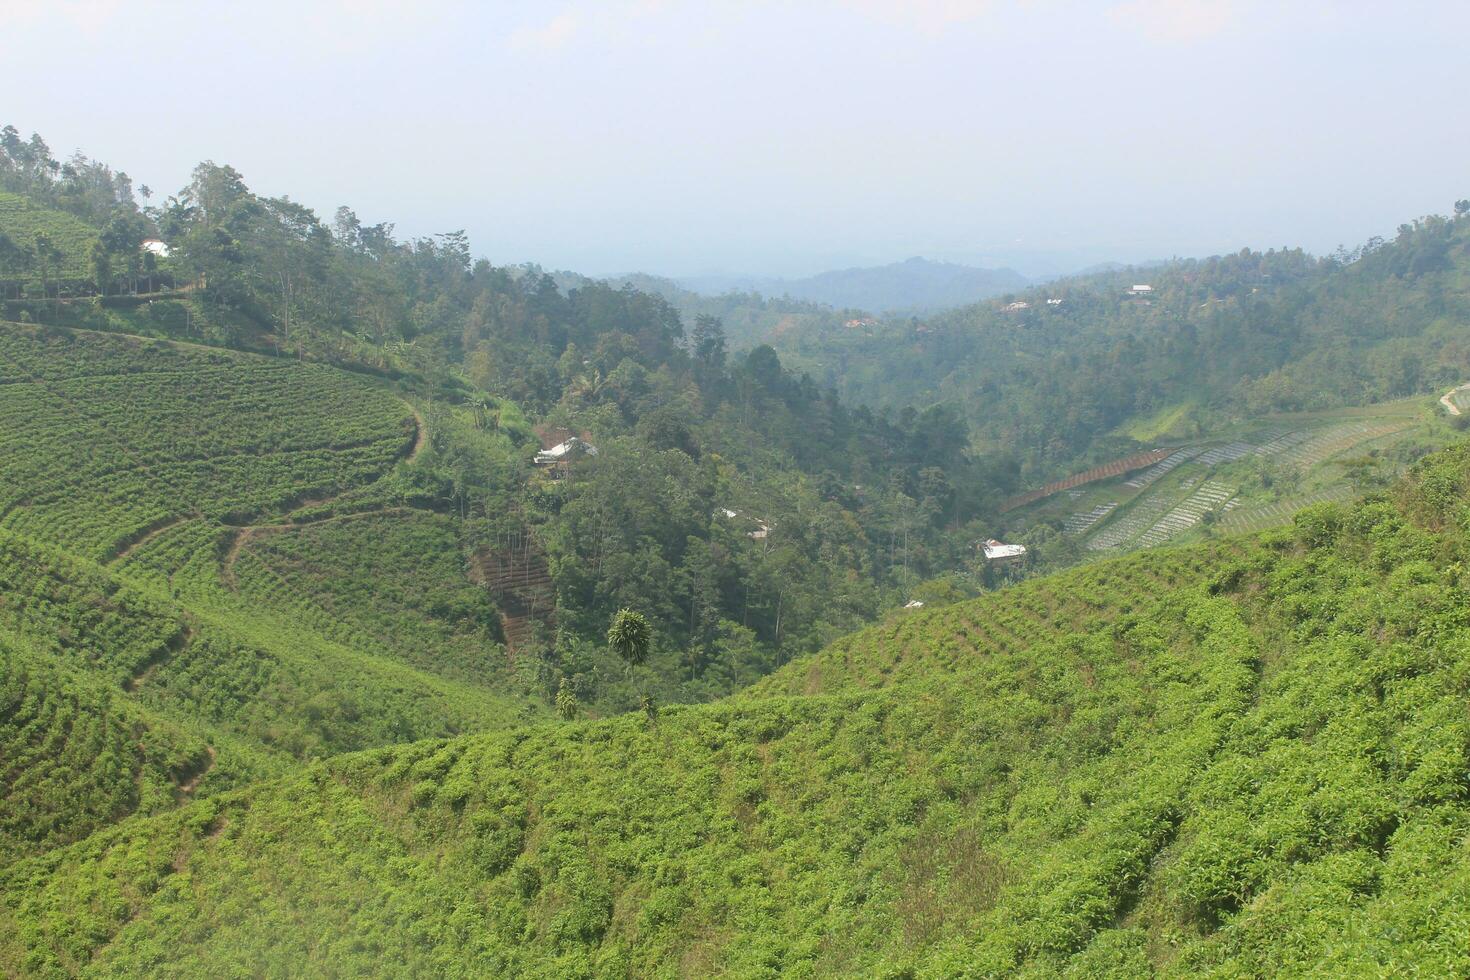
[1063,502,1117,535]
[0,327,412,558]
[1134,481,1236,548]
[1194,440,1255,467]
[1275,420,1413,468]
[1123,446,1204,489]
[0,638,208,863]
[1217,484,1354,533]
[761,543,1233,695]
[1087,492,1174,551]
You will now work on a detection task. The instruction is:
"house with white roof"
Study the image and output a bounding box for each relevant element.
[981,538,1027,561]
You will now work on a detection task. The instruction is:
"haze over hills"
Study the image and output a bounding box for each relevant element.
[676,256,1031,314]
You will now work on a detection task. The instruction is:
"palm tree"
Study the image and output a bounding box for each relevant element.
[555,678,579,721]
[607,608,650,677]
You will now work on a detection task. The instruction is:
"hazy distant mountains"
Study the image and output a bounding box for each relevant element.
[676,257,1031,314]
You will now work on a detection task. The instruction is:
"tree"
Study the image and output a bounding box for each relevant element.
[607,608,651,676]
[1456,200,1470,217]
[691,314,727,368]
[90,241,112,295]
[555,677,579,720]
[32,232,61,306]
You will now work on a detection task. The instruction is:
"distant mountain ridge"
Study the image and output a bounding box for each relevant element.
[677,256,1030,314]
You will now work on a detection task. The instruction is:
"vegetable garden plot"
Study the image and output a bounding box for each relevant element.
[1063,502,1117,535]
[1124,446,1204,489]
[1135,481,1236,549]
[1217,484,1354,533]
[1253,428,1315,457]
[1194,441,1254,467]
[1282,419,1414,468]
[1087,491,1174,551]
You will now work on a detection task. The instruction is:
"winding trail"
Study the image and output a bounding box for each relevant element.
[108,515,189,567]
[1439,383,1470,416]
[219,403,426,590]
[406,403,428,462]
[126,624,194,692]
[220,506,424,590]
[177,745,217,797]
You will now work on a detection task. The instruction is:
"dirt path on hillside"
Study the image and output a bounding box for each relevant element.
[126,624,194,692]
[108,515,190,566]
[216,404,424,590]
[177,745,217,797]
[1440,384,1469,416]
[219,505,424,590]
[406,403,428,462]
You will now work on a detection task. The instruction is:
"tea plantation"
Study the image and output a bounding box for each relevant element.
[0,323,546,873]
[5,426,1470,974]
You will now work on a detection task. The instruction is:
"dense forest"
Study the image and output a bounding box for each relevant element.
[0,126,1015,716]
[771,207,1470,482]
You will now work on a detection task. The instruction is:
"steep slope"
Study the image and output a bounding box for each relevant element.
[6,443,1470,975]
[0,192,99,286]
[0,323,542,864]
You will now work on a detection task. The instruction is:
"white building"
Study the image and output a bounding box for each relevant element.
[141,239,171,258]
[981,538,1027,561]
[1128,284,1154,295]
[535,436,598,465]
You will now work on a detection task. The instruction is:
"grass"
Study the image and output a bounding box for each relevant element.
[1013,395,1452,557]
[1116,399,1196,442]
[5,320,1470,974]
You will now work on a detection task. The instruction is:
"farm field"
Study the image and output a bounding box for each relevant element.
[8,444,1470,975]
[0,322,544,864]
[1007,395,1450,557]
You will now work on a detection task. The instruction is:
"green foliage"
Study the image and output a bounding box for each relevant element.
[10,442,1470,972]
[0,192,100,286]
[607,608,651,672]
[0,636,208,863]
[5,128,1470,975]
[0,326,411,560]
[774,212,1470,483]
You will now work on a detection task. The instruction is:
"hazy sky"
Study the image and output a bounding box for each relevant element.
[4,1,1468,278]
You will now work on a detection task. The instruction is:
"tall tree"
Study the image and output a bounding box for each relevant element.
[607,608,651,677]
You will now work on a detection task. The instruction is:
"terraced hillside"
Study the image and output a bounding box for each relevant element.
[1006,396,1448,559]
[0,327,414,560]
[0,323,541,866]
[6,442,1470,975]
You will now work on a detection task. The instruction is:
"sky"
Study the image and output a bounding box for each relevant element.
[2,0,1468,279]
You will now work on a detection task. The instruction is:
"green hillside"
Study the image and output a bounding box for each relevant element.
[6,440,1470,974]
[994,393,1456,571]
[0,324,548,867]
[0,192,99,285]
[3,127,1469,976]
[772,211,1470,485]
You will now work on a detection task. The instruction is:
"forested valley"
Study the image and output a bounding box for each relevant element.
[3,122,1470,976]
